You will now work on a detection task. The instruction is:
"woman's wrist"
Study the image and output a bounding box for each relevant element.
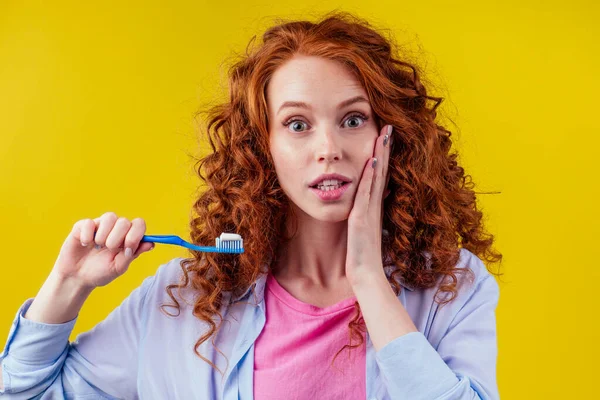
[23,270,94,324]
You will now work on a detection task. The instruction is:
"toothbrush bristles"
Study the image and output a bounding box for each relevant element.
[215,233,244,253]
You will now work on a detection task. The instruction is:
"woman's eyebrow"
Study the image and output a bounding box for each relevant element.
[276,95,369,115]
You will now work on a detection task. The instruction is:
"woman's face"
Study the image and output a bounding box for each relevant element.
[267,55,379,222]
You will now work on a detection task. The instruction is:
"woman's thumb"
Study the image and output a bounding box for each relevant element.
[133,242,155,258]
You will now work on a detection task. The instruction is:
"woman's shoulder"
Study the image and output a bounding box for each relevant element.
[142,257,197,311]
[405,248,499,306]
[453,247,498,290]
[403,248,500,342]
[149,256,187,286]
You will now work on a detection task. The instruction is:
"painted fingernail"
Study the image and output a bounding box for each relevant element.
[383,134,389,147]
[372,157,378,168]
[387,125,393,135]
[125,248,133,258]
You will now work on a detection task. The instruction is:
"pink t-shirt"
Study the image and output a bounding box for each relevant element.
[253,273,366,399]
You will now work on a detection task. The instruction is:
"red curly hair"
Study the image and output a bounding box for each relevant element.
[161,11,503,376]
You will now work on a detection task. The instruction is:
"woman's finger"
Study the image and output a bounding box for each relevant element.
[69,218,94,247]
[369,124,392,211]
[351,156,377,219]
[105,217,132,252]
[93,212,118,248]
[123,217,147,256]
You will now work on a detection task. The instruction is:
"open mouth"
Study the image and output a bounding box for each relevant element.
[310,182,350,191]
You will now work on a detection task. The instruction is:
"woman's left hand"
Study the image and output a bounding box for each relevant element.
[346,124,393,286]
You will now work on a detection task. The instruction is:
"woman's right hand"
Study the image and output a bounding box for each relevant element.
[52,212,155,290]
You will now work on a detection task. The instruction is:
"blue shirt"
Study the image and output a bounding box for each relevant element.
[0,248,500,399]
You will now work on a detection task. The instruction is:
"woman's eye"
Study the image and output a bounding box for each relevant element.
[283,113,368,133]
[343,113,368,128]
[286,120,308,133]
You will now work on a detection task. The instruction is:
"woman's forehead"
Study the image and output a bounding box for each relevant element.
[267,56,362,99]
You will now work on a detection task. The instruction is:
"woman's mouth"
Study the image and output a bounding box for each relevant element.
[309,182,351,201]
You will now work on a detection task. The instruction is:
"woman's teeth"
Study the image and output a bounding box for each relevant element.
[317,183,343,191]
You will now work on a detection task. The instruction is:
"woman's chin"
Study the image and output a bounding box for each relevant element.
[288,197,351,222]
[310,207,351,223]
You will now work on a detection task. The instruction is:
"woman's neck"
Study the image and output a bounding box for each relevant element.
[273,213,350,288]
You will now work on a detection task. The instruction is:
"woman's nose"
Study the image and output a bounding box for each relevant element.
[316,131,342,162]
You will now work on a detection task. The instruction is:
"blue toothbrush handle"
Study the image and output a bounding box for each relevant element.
[142,235,184,246]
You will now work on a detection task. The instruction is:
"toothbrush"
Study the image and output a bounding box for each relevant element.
[141,233,244,253]
[92,232,244,253]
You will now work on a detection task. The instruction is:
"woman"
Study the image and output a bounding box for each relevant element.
[0,11,502,400]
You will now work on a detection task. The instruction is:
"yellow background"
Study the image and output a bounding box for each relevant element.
[1,1,598,398]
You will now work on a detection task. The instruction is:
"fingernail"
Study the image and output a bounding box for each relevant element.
[372,157,378,168]
[387,125,393,135]
[383,134,389,147]
[125,248,133,258]
[81,242,88,247]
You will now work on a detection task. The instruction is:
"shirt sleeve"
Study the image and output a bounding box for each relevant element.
[0,271,157,399]
[374,273,500,400]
